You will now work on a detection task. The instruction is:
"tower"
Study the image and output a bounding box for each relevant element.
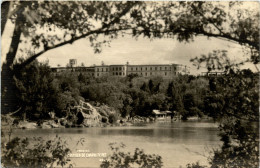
[69,59,77,67]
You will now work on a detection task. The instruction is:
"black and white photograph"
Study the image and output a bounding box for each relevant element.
[1,1,259,168]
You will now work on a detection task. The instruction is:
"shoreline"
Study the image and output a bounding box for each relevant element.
[2,115,212,130]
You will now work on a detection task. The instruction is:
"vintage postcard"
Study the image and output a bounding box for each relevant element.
[1,1,259,168]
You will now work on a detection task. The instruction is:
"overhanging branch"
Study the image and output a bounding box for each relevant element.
[15,28,131,71]
[14,2,138,70]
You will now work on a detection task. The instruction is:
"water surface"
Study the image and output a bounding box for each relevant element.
[12,120,221,167]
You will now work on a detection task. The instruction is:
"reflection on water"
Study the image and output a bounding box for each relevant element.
[12,120,221,167]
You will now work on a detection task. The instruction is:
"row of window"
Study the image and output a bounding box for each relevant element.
[112,72,125,76]
[96,66,181,72]
[111,67,125,71]
[96,72,183,77]
[129,66,175,71]
[97,67,126,72]
[96,68,109,72]
[129,72,169,76]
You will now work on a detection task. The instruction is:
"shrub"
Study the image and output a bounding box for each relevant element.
[2,135,72,168]
[108,113,118,124]
[100,143,163,168]
[189,107,203,117]
[186,162,207,168]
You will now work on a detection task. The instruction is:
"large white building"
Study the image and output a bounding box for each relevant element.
[52,61,190,78]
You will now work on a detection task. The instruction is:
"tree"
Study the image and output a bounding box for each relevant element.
[2,1,259,113]
[2,136,72,168]
[148,79,154,93]
[130,2,259,63]
[140,82,148,92]
[12,60,57,120]
[1,1,141,113]
[202,71,259,168]
[3,2,258,72]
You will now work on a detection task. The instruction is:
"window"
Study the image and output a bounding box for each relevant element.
[131,68,133,71]
[155,67,157,70]
[119,72,122,75]
[141,73,142,75]
[112,68,114,71]
[116,67,118,71]
[165,72,167,76]
[145,73,147,76]
[102,68,103,72]
[160,67,162,70]
[97,73,99,76]
[150,72,152,75]
[113,72,114,75]
[165,67,167,70]
[123,72,125,75]
[136,67,138,70]
[119,67,122,70]
[97,68,99,72]
[150,67,152,70]
[116,72,118,75]
[106,68,108,72]
[146,67,147,70]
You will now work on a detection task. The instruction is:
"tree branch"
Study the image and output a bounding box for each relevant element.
[1,1,10,35]
[15,28,131,71]
[190,3,225,36]
[135,28,259,50]
[14,2,138,70]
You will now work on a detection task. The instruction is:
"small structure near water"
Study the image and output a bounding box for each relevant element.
[152,110,176,121]
[152,110,167,119]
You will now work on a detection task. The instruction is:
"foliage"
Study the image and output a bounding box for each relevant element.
[100,143,163,168]
[210,121,259,168]
[13,59,57,120]
[2,2,258,71]
[69,73,208,118]
[207,71,259,168]
[2,2,259,167]
[186,70,259,168]
[108,113,118,124]
[7,61,88,120]
[2,1,258,117]
[2,135,71,168]
[186,162,207,168]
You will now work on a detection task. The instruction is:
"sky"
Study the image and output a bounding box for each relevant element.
[2,24,257,75]
[35,34,257,75]
[1,1,259,75]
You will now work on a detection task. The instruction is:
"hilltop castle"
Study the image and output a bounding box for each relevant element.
[51,59,190,78]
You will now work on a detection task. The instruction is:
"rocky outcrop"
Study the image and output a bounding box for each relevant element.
[95,105,116,117]
[40,120,61,128]
[17,121,38,129]
[72,100,101,127]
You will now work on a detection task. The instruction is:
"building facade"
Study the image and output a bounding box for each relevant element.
[95,65,109,77]
[109,65,127,77]
[51,61,190,78]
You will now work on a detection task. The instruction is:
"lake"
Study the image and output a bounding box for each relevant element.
[12,120,221,168]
